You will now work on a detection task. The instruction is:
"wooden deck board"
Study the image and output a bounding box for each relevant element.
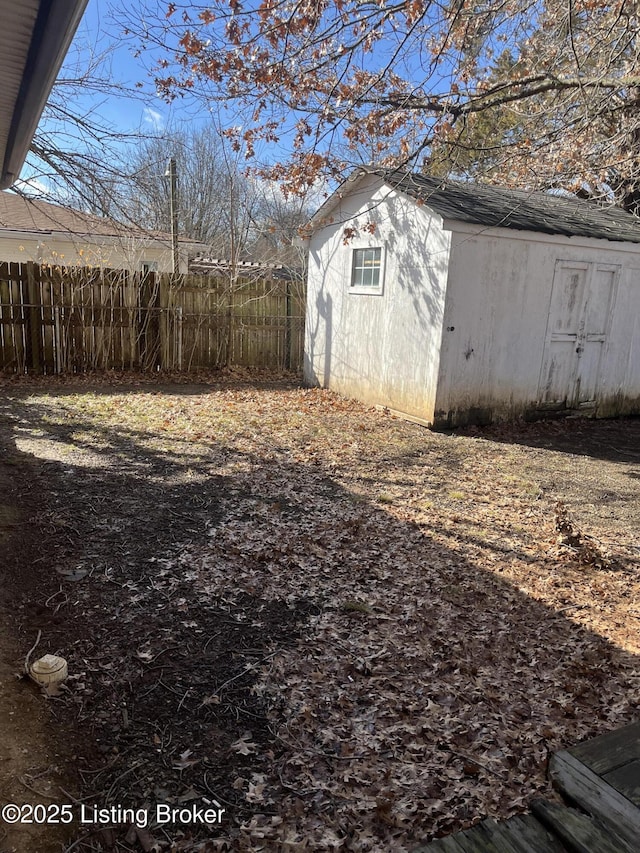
[417,722,640,851]
[475,814,567,852]
[603,758,640,806]
[531,799,636,853]
[456,820,509,852]
[569,721,640,776]
[415,813,568,852]
[503,814,569,852]
[549,749,640,847]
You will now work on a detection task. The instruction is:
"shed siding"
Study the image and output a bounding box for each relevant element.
[434,225,640,426]
[597,264,640,415]
[304,175,450,422]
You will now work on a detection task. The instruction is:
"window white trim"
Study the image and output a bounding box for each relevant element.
[348,243,386,295]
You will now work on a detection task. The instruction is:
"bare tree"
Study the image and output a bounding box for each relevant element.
[115,124,312,264]
[20,31,155,217]
[18,13,313,262]
[246,181,311,265]
[115,126,253,251]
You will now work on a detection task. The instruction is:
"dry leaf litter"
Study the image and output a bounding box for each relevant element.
[0,373,638,852]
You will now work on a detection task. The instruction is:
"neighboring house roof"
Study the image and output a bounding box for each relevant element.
[0,192,199,249]
[0,0,89,189]
[0,191,132,237]
[311,168,640,245]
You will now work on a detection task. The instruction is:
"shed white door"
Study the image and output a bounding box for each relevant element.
[539,261,618,408]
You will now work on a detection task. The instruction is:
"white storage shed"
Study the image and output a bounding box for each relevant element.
[304,169,640,427]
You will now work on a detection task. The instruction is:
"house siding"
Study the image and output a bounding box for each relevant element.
[304,175,450,422]
[0,233,188,272]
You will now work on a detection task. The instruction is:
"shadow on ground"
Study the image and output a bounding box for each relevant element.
[0,381,638,850]
[469,415,640,464]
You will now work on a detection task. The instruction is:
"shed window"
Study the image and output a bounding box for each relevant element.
[351,247,382,289]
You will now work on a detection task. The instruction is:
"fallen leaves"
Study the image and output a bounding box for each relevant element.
[554,500,621,571]
[230,735,258,756]
[3,374,640,851]
[172,750,199,771]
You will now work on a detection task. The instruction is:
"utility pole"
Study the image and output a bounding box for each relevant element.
[165,157,179,273]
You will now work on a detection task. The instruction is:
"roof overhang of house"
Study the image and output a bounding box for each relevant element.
[0,0,88,190]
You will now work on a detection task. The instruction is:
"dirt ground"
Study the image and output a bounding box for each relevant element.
[0,436,81,853]
[0,373,639,852]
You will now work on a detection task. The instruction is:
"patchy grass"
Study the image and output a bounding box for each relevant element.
[0,373,639,852]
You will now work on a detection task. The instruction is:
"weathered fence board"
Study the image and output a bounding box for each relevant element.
[0,263,305,374]
[0,265,26,371]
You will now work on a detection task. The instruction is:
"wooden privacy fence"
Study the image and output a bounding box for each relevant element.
[0,262,306,374]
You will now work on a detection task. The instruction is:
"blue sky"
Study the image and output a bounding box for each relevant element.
[25,0,320,197]
[67,0,174,135]
[24,0,318,206]
[28,0,463,198]
[35,1,271,168]
[19,0,218,194]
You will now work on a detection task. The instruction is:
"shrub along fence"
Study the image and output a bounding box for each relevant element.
[0,262,305,374]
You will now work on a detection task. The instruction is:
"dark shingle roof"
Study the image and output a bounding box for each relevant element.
[0,192,201,247]
[0,191,130,236]
[375,170,640,244]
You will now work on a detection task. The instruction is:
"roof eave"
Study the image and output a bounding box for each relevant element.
[0,0,89,190]
[442,216,640,247]
[307,167,385,231]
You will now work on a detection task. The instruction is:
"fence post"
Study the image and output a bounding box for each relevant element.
[226,278,233,367]
[139,270,162,370]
